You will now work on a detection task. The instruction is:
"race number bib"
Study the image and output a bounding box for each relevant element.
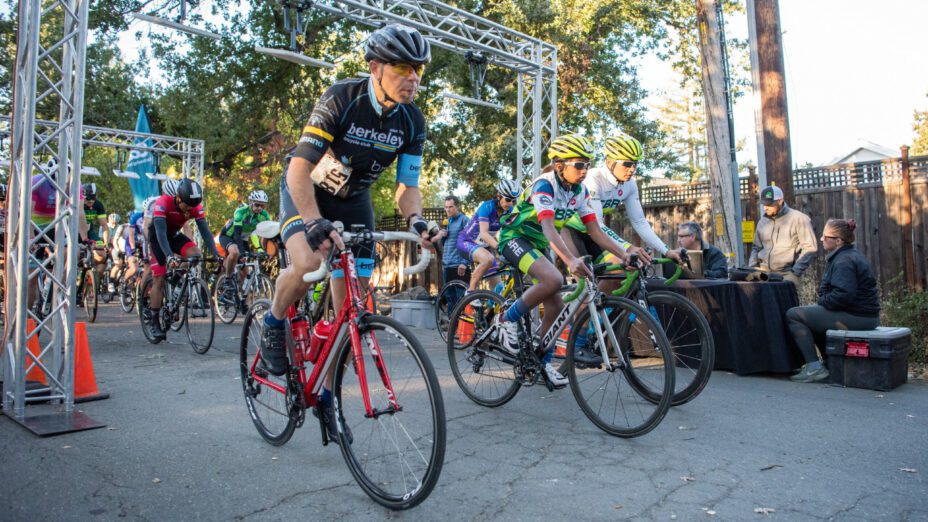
[311,152,352,197]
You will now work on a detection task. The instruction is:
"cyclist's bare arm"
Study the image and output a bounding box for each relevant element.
[477,221,498,250]
[588,224,629,263]
[396,184,435,248]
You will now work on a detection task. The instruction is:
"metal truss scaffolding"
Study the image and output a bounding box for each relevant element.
[0,116,207,184]
[302,0,558,181]
[2,0,96,432]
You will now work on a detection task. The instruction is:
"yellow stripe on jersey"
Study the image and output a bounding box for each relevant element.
[302,126,334,142]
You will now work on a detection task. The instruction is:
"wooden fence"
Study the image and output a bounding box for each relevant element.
[377,153,928,294]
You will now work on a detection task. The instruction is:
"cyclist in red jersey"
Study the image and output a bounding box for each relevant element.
[147,178,221,341]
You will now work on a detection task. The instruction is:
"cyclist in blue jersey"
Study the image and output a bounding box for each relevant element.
[456,179,520,292]
[260,25,434,441]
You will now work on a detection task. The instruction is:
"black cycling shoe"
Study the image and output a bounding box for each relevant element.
[315,402,353,445]
[259,323,288,376]
[573,345,603,367]
[148,320,168,344]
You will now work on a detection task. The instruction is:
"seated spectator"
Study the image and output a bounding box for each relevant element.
[785,218,880,383]
[676,221,728,279]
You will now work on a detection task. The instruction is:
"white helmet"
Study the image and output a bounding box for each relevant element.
[142,196,159,214]
[496,179,522,199]
[248,190,269,204]
[108,213,121,225]
[162,179,179,197]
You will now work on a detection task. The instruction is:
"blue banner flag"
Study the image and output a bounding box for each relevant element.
[127,105,160,210]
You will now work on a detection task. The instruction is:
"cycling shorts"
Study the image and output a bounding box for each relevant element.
[500,237,546,275]
[149,232,196,277]
[455,236,498,269]
[279,173,374,278]
[218,234,251,254]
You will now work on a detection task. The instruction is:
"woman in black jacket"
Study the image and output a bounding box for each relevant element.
[785,218,880,383]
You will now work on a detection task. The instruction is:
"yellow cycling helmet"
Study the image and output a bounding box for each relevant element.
[547,133,594,160]
[604,134,643,161]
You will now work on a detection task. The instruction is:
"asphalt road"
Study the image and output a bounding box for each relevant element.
[1,303,926,521]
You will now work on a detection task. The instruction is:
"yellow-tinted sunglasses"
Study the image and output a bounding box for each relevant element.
[387,62,426,77]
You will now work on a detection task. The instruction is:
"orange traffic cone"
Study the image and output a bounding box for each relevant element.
[25,319,48,385]
[74,321,109,402]
[555,324,570,358]
[456,303,475,344]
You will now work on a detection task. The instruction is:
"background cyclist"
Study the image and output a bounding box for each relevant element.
[495,134,630,387]
[147,179,221,342]
[456,179,520,293]
[219,190,271,298]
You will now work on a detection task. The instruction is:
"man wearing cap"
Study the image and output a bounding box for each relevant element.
[748,186,818,285]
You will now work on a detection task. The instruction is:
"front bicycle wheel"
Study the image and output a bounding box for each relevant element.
[247,274,274,308]
[212,274,238,324]
[185,277,215,354]
[119,275,136,313]
[566,296,674,438]
[446,290,520,407]
[137,276,161,344]
[240,299,297,445]
[83,270,98,323]
[333,315,445,510]
[647,291,715,406]
[435,280,468,344]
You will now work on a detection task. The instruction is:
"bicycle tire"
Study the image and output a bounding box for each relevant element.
[83,270,98,323]
[647,291,715,406]
[333,314,446,510]
[185,277,215,354]
[446,290,520,408]
[239,299,298,445]
[435,280,468,344]
[212,274,239,324]
[248,274,274,308]
[119,275,136,313]
[137,276,161,344]
[100,272,114,303]
[566,296,674,438]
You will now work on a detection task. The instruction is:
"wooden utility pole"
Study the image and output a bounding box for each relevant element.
[697,0,742,264]
[750,0,793,201]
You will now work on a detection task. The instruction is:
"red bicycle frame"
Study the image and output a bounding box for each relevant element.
[248,247,400,416]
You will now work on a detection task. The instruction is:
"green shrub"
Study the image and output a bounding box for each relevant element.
[881,274,928,365]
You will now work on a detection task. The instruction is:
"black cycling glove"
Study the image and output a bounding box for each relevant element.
[408,214,429,236]
[304,218,336,251]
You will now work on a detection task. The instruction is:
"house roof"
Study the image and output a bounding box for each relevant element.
[826,140,898,165]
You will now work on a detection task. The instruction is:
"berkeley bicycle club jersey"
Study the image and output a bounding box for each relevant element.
[499,170,597,250]
[292,77,426,199]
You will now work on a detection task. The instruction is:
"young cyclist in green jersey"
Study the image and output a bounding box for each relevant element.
[219,190,271,292]
[495,134,632,386]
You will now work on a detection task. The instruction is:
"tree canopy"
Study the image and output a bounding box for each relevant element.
[1,0,743,223]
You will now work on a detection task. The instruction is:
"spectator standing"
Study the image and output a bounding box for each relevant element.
[676,221,728,279]
[748,185,818,285]
[437,195,470,286]
[785,219,880,383]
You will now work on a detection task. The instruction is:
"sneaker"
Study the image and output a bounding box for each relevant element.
[107,282,116,293]
[493,315,520,355]
[790,363,830,383]
[314,402,353,445]
[259,323,289,376]
[544,363,569,388]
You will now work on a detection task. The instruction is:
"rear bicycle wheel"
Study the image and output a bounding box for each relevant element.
[566,296,674,438]
[185,277,215,354]
[446,290,520,407]
[240,299,297,445]
[333,315,445,510]
[435,280,468,344]
[119,274,136,313]
[83,270,98,323]
[212,274,238,324]
[647,291,714,406]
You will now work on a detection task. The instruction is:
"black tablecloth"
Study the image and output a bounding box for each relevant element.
[645,279,803,375]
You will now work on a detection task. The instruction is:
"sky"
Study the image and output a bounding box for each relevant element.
[114,0,928,170]
[637,0,928,168]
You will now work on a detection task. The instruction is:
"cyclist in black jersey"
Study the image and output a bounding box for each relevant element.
[260,25,435,438]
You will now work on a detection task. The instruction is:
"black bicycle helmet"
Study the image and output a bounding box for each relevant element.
[176,178,203,207]
[82,182,97,198]
[364,24,431,64]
